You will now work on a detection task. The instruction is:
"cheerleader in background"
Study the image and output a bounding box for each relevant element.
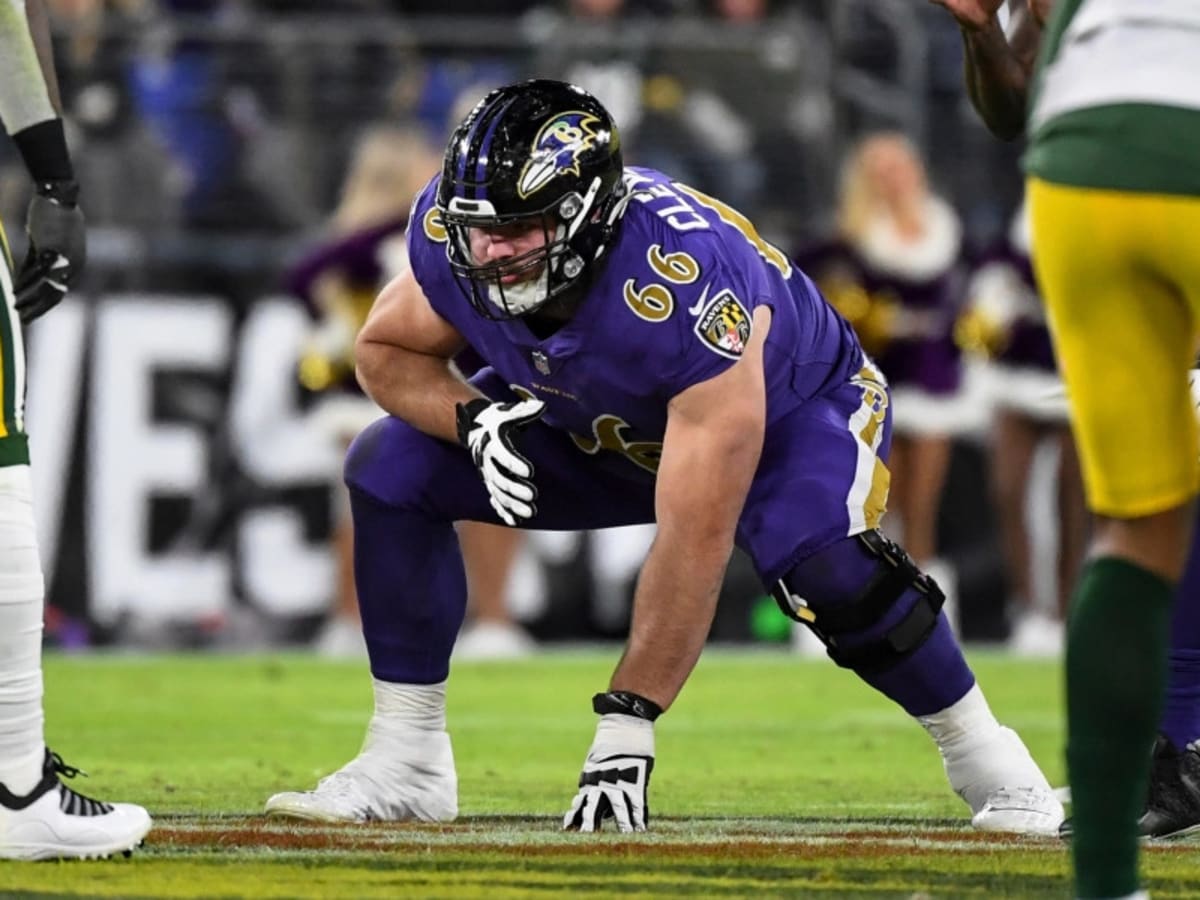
[957,201,1086,656]
[799,131,980,632]
[287,124,534,659]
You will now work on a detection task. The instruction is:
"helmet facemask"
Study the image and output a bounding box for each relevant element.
[443,175,624,319]
[436,80,628,321]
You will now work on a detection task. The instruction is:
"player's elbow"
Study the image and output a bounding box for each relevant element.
[969,88,1029,142]
[986,114,1027,142]
[354,333,388,398]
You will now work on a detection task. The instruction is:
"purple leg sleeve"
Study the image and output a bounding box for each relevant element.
[1161,524,1200,748]
[782,534,975,717]
[349,488,468,684]
[342,387,655,684]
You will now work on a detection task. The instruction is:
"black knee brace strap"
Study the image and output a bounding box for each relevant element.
[771,530,945,674]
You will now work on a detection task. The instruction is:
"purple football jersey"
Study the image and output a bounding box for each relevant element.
[409,167,863,453]
[381,167,888,582]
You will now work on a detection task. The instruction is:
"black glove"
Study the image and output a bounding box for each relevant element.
[14,179,86,323]
[455,396,545,526]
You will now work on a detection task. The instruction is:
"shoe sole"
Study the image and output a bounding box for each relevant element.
[1147,822,1200,842]
[265,808,360,824]
[0,836,148,861]
[264,801,365,824]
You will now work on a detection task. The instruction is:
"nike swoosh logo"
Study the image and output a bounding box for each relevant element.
[687,283,712,317]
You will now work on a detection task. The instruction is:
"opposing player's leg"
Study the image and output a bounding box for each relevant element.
[0,245,151,859]
[1031,178,1200,897]
[1139,517,1200,839]
[748,363,1061,835]
[266,376,657,823]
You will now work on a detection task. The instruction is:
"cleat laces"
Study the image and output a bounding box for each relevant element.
[47,751,115,817]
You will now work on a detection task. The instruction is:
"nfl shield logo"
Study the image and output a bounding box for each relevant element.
[531,351,551,375]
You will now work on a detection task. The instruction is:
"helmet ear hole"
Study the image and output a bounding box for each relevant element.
[435,79,628,319]
[558,194,582,220]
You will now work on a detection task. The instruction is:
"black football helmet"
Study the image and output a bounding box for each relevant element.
[437,79,628,319]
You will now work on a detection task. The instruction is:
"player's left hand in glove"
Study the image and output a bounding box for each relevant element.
[456,396,545,526]
[563,705,656,833]
[14,179,86,324]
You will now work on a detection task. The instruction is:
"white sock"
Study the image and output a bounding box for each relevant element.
[0,465,47,796]
[917,683,1001,757]
[370,679,446,732]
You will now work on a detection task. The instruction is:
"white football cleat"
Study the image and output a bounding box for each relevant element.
[265,720,457,823]
[946,725,1064,836]
[0,749,152,860]
[971,785,1064,836]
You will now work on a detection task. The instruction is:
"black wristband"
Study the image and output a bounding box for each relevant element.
[12,119,75,185]
[592,691,663,722]
[455,397,491,446]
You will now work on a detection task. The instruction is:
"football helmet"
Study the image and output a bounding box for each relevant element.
[437,79,628,319]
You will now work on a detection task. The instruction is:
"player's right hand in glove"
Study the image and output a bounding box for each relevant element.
[455,396,545,526]
[15,178,86,324]
[563,693,658,833]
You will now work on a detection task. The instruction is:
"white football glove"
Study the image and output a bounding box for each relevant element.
[455,397,546,526]
[563,713,655,833]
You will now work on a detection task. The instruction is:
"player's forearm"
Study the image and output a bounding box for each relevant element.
[610,415,763,710]
[959,19,1033,141]
[0,0,58,133]
[22,0,62,113]
[609,527,731,711]
[355,338,480,443]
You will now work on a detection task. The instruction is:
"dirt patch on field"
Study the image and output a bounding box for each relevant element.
[152,818,1042,861]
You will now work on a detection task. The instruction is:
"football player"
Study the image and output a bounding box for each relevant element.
[932,0,1200,896]
[0,0,151,859]
[264,79,1062,836]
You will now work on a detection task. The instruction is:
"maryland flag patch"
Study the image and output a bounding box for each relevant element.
[694,289,752,358]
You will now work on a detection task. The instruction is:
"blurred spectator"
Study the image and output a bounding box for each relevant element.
[395,57,519,144]
[525,0,650,153]
[287,123,432,656]
[288,124,535,658]
[68,78,183,232]
[958,200,1086,656]
[527,0,728,192]
[797,131,973,626]
[117,0,314,231]
[642,0,830,240]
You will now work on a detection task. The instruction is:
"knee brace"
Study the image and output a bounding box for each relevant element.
[771,530,945,674]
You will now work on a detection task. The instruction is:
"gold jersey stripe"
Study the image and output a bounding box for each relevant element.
[0,218,11,273]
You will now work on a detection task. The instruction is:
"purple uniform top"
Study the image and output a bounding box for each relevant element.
[285,215,410,314]
[976,243,1057,374]
[409,167,863,473]
[339,166,892,585]
[285,216,409,397]
[795,240,965,396]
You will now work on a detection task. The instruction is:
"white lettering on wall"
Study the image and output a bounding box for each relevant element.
[231,297,337,616]
[88,296,232,625]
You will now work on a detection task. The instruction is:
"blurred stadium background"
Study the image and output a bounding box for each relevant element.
[0,0,1052,654]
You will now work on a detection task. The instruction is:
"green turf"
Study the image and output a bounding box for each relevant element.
[0,649,1192,897]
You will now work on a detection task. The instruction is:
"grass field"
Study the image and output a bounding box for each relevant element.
[2,649,1197,897]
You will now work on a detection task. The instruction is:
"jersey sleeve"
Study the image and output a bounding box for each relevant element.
[403,176,458,317]
[657,250,770,399]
